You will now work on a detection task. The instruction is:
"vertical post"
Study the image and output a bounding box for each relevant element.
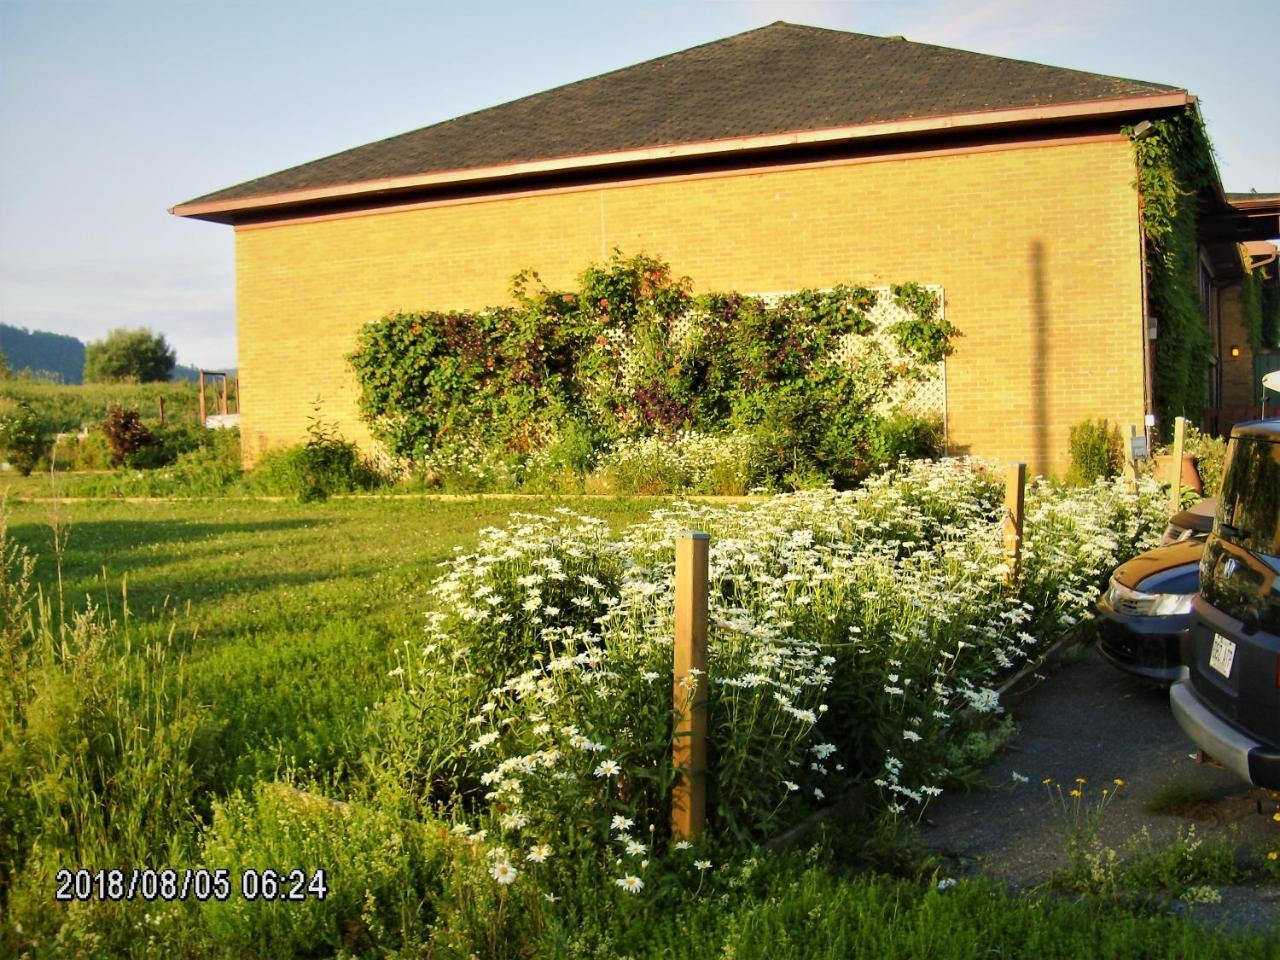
[1122,424,1138,493]
[232,377,240,414]
[673,531,709,841]
[198,371,206,426]
[1169,415,1186,516]
[219,375,228,415]
[157,395,166,426]
[1003,463,1026,585]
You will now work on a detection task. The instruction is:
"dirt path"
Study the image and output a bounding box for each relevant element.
[922,646,1280,932]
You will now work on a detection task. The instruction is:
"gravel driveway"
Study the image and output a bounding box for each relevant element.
[921,644,1280,931]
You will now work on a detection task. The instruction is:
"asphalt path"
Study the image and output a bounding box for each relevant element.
[921,645,1280,932]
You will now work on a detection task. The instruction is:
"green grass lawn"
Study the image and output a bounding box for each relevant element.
[3,490,666,792]
[4,486,1276,958]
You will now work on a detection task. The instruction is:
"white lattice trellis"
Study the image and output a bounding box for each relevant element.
[622,284,947,421]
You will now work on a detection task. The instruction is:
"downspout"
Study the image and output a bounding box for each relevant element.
[1135,143,1155,446]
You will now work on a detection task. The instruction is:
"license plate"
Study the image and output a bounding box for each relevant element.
[1209,633,1236,679]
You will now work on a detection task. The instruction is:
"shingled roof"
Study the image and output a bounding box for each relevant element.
[177,22,1185,216]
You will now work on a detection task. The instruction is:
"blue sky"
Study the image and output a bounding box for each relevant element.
[1,0,1277,370]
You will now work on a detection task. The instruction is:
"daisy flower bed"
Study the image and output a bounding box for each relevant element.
[365,458,1166,900]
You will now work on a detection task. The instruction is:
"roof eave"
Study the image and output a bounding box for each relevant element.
[171,90,1191,225]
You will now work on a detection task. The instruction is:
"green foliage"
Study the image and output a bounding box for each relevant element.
[243,406,381,502]
[1240,260,1264,354]
[1068,418,1123,484]
[1263,262,1280,349]
[350,251,956,489]
[1129,111,1218,435]
[0,350,9,379]
[864,411,945,467]
[199,783,448,956]
[1158,424,1227,497]
[83,326,176,384]
[0,397,52,476]
[0,377,200,433]
[0,323,85,383]
[889,282,958,363]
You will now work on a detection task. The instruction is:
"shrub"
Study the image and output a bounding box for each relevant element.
[588,431,765,495]
[1068,418,1123,484]
[244,410,380,501]
[0,398,51,475]
[864,412,945,468]
[101,405,155,467]
[1159,424,1228,497]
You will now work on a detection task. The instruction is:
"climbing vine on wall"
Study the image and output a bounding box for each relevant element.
[1129,109,1217,436]
[348,251,957,485]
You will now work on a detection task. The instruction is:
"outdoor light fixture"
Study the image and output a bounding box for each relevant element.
[1231,345,1241,358]
[1132,120,1156,140]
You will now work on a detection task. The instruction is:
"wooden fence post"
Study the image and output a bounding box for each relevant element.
[673,530,709,841]
[1169,415,1186,516]
[198,371,206,426]
[156,395,166,426]
[1004,463,1026,584]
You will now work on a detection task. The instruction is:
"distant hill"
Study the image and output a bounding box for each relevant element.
[0,324,233,383]
[0,324,85,383]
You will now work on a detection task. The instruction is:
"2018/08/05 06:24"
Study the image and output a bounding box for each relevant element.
[53,867,329,902]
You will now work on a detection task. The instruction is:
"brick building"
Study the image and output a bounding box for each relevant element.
[173,22,1280,475]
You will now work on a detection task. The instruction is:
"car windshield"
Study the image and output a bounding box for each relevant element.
[1216,436,1280,558]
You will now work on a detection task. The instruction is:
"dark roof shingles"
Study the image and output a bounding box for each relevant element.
[185,22,1181,206]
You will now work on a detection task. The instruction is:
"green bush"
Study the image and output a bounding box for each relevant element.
[1068,417,1123,484]
[1156,424,1227,497]
[244,412,380,501]
[864,412,945,468]
[0,398,51,476]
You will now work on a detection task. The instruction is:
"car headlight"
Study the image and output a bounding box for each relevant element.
[1105,578,1193,617]
[1147,592,1194,616]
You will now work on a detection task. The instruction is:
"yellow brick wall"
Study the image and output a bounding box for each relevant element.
[234,137,1146,477]
[1217,282,1255,407]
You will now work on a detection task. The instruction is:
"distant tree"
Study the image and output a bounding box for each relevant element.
[0,350,10,380]
[83,328,176,383]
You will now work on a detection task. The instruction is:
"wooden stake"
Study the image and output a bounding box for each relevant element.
[673,531,709,840]
[1169,415,1186,516]
[1004,463,1026,584]
[1122,425,1138,493]
[157,395,166,426]
[198,371,206,425]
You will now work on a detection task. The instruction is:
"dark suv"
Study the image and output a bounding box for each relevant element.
[1170,419,1280,788]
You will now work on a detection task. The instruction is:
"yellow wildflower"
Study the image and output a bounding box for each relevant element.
[1069,789,1082,798]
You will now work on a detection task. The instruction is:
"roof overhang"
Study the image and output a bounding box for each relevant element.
[171,90,1191,225]
[1200,193,1280,280]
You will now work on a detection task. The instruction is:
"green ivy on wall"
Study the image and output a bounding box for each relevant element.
[348,251,957,486]
[1129,109,1218,436]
